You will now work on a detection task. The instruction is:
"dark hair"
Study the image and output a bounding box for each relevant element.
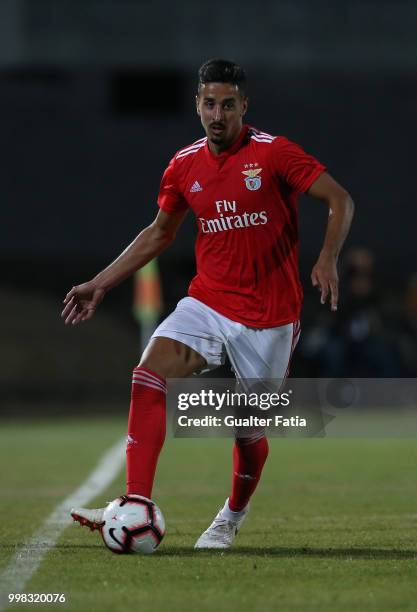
[198,59,247,96]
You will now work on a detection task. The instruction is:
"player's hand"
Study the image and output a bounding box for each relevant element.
[311,253,339,311]
[61,281,106,325]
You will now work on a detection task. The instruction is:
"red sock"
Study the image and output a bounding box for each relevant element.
[126,366,166,498]
[228,436,269,511]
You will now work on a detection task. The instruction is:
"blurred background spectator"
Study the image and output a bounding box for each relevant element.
[299,247,415,376]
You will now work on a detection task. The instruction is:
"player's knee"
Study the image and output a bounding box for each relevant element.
[235,431,268,449]
[137,338,179,378]
[136,356,167,379]
[138,337,206,378]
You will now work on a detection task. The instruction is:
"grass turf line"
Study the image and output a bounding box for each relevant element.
[1,418,417,611]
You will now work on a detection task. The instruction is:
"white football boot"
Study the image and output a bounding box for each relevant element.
[71,506,105,531]
[194,498,249,549]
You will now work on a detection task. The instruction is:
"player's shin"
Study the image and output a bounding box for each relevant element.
[126,366,167,498]
[228,435,269,512]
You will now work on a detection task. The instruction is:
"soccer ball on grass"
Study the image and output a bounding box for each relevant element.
[101,494,165,554]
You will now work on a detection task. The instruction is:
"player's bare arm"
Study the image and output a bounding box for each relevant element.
[307,172,355,311]
[61,209,187,325]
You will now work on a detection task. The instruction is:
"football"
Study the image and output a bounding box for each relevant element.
[101,494,165,554]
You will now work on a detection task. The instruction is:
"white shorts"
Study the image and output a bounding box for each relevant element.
[152,297,300,380]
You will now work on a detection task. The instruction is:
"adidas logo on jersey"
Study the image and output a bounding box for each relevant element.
[190,181,203,192]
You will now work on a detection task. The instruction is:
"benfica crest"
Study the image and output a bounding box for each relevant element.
[242,167,262,191]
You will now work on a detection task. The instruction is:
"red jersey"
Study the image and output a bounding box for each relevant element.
[157,125,326,328]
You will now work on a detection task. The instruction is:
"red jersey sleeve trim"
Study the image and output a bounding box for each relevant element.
[157,196,188,214]
[157,155,188,214]
[272,136,327,194]
[299,165,327,194]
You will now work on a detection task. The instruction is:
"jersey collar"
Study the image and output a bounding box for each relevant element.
[204,124,250,165]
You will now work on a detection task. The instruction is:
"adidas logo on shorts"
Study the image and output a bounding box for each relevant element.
[190,181,203,192]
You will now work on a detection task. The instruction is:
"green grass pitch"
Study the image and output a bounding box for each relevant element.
[1,416,417,611]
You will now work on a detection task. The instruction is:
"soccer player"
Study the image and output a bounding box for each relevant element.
[62,59,354,548]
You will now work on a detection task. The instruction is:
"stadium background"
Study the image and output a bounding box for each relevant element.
[1,0,417,410]
[1,5,417,611]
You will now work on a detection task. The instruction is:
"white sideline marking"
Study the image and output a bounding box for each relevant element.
[0,437,125,610]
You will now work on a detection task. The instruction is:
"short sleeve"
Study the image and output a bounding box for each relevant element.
[272,137,326,193]
[157,156,188,214]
